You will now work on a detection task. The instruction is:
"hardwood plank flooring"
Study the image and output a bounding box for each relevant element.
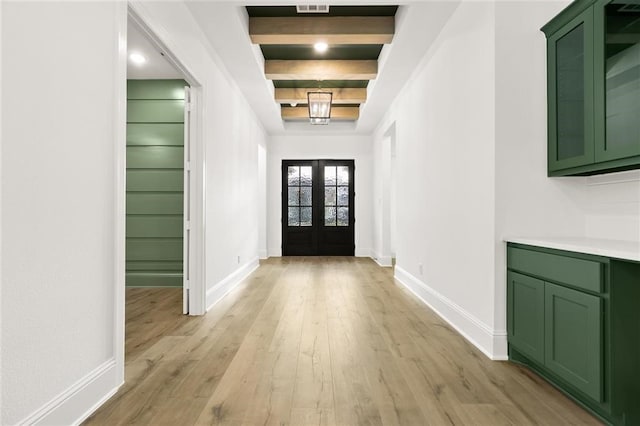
[85,257,602,425]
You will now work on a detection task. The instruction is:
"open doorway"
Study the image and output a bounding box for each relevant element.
[378,122,397,267]
[119,10,205,367]
[126,15,190,311]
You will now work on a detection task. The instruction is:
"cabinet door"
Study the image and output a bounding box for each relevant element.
[545,282,602,402]
[507,272,545,364]
[594,0,640,162]
[548,8,595,173]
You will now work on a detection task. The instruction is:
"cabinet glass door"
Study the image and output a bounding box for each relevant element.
[595,0,640,162]
[548,9,595,172]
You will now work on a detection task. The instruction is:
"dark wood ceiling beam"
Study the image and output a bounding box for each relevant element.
[249,16,394,45]
[281,106,359,121]
[265,60,377,80]
[275,87,367,104]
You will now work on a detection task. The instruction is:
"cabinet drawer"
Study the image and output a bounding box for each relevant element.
[508,247,602,293]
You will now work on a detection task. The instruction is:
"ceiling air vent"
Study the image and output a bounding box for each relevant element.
[296,5,330,13]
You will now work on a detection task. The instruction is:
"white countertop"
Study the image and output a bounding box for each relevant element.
[505,237,640,262]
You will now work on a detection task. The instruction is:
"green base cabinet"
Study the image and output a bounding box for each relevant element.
[542,0,640,176]
[507,243,640,425]
[544,282,602,402]
[507,272,545,364]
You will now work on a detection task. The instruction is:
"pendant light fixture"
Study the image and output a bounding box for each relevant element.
[307,91,332,125]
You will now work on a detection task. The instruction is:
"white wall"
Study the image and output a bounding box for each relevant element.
[1,2,124,423]
[203,65,265,304]
[373,1,501,357]
[584,171,640,242]
[493,0,589,340]
[130,1,268,310]
[267,134,373,257]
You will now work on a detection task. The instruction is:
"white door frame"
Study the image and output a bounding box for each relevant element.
[114,0,207,384]
[379,122,397,267]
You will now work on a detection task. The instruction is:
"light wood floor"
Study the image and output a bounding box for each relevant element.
[85,257,601,425]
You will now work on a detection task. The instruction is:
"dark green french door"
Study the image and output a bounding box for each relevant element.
[282,160,355,256]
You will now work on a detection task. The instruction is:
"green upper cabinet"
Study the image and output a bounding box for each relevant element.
[543,0,640,176]
[595,0,640,163]
[547,7,595,172]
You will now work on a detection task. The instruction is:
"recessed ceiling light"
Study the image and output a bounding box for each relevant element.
[129,53,146,65]
[314,42,328,53]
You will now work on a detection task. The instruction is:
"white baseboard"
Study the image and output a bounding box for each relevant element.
[371,251,393,267]
[394,266,508,360]
[206,257,260,311]
[19,359,120,426]
[258,249,268,260]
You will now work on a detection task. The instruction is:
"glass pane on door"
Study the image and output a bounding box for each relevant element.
[300,207,312,226]
[300,166,312,185]
[324,166,349,227]
[325,207,336,226]
[288,207,300,226]
[337,207,349,226]
[300,187,312,206]
[287,165,312,227]
[337,187,349,206]
[337,166,349,185]
[288,187,299,206]
[605,3,640,153]
[556,23,586,160]
[287,166,299,185]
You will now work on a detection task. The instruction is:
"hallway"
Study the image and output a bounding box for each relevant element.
[85,258,600,425]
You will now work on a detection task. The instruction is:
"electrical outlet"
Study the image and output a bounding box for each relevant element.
[237,255,241,264]
[419,263,423,275]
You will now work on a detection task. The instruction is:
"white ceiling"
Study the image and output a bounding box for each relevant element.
[127,18,184,80]
[184,2,460,135]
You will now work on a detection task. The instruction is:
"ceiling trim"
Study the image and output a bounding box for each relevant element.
[265,59,377,80]
[249,16,394,45]
[275,87,367,104]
